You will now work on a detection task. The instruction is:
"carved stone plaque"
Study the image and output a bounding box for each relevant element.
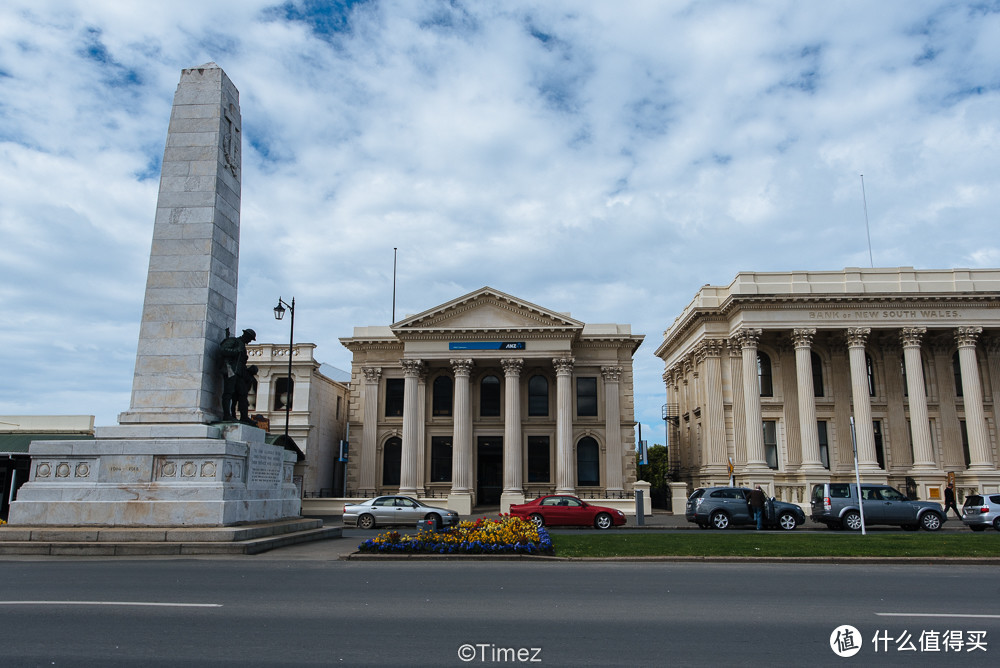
[247,442,283,490]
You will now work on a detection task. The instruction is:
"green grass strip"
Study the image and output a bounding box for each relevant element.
[550,533,1000,558]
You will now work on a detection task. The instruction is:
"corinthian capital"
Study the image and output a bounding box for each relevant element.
[955,326,983,348]
[733,328,762,350]
[552,357,575,375]
[846,327,871,348]
[362,366,382,384]
[601,365,623,382]
[400,359,424,377]
[899,326,927,348]
[791,328,816,348]
[500,358,524,376]
[450,359,474,376]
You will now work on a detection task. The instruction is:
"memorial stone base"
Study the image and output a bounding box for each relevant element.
[8,423,300,527]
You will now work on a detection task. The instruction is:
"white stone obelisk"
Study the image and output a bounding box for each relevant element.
[120,62,242,425]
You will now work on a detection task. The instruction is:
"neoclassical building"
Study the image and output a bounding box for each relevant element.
[655,268,1000,506]
[245,343,350,497]
[340,287,644,513]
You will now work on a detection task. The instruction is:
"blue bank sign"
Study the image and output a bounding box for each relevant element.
[449,342,526,351]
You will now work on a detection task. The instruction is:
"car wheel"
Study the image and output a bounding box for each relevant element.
[425,513,441,530]
[358,513,376,530]
[710,511,730,530]
[529,513,545,528]
[994,517,1000,532]
[970,525,987,532]
[920,512,943,531]
[842,511,863,531]
[777,512,797,531]
[594,513,613,530]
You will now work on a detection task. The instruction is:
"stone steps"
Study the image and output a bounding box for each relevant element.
[0,518,341,556]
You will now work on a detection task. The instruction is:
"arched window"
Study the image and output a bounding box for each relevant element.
[866,354,876,397]
[757,352,773,397]
[432,375,453,416]
[274,376,293,410]
[381,437,401,487]
[576,437,600,486]
[811,352,824,397]
[480,375,501,416]
[953,351,963,397]
[528,375,549,416]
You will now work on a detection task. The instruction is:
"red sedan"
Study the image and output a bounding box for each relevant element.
[510,495,627,530]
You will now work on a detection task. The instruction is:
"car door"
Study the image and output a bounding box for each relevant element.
[395,497,421,524]
[562,497,588,526]
[542,496,572,525]
[859,487,886,524]
[371,497,394,522]
[878,487,917,524]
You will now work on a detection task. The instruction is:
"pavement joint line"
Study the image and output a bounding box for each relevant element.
[876,613,1000,619]
[0,601,223,607]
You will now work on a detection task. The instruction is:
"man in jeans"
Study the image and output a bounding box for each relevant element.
[748,485,767,530]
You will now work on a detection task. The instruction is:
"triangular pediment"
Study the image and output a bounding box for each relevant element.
[392,287,584,334]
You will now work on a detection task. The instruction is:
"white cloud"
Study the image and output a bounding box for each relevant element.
[1,0,999,433]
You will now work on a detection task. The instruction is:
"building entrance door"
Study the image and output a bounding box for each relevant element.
[476,437,502,506]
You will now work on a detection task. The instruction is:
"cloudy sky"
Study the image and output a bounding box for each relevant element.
[1,1,998,441]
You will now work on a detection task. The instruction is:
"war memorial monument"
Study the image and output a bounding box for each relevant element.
[2,64,331,552]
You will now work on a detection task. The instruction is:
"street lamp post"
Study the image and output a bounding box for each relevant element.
[273,296,295,438]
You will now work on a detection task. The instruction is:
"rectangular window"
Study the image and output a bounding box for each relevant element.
[960,420,970,469]
[817,421,829,470]
[430,436,452,483]
[385,378,404,417]
[873,420,885,469]
[576,377,598,417]
[335,396,342,420]
[763,420,778,470]
[527,436,550,483]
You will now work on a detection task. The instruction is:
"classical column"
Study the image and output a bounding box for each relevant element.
[792,328,823,469]
[602,365,624,493]
[700,341,727,472]
[846,327,879,469]
[728,341,747,467]
[956,327,993,470]
[360,366,381,495]
[901,327,936,469]
[737,328,767,469]
[416,367,427,492]
[450,359,474,495]
[501,358,524,499]
[553,357,575,493]
[398,359,423,496]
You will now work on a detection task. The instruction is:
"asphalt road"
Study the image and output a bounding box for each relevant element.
[1,558,997,667]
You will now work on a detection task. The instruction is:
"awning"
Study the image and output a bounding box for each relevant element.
[0,433,94,455]
[265,433,305,462]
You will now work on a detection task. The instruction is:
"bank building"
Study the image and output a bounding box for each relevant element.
[655,267,1000,507]
[339,287,644,514]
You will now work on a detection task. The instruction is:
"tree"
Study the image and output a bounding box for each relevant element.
[636,444,670,509]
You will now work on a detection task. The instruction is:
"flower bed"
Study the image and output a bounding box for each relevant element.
[357,515,553,555]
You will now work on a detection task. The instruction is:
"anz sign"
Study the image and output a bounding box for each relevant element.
[448,342,526,350]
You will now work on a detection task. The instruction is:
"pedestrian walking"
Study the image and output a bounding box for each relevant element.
[943,481,961,519]
[748,485,767,530]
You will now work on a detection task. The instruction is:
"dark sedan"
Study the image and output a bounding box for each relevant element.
[509,495,627,529]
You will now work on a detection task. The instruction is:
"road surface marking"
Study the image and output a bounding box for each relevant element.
[0,601,221,608]
[877,613,1000,619]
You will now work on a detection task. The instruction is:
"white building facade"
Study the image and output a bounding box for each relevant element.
[654,268,1000,507]
[340,287,644,514]
[245,343,349,497]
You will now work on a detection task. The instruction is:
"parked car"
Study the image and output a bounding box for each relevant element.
[509,495,627,529]
[685,486,805,530]
[961,493,1000,532]
[810,483,945,531]
[343,495,460,530]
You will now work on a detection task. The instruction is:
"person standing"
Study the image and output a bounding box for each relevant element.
[748,485,767,530]
[943,481,961,519]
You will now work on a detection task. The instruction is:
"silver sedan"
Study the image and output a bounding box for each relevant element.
[343,496,460,530]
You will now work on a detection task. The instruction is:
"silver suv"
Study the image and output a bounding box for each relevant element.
[810,483,945,531]
[961,494,1000,532]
